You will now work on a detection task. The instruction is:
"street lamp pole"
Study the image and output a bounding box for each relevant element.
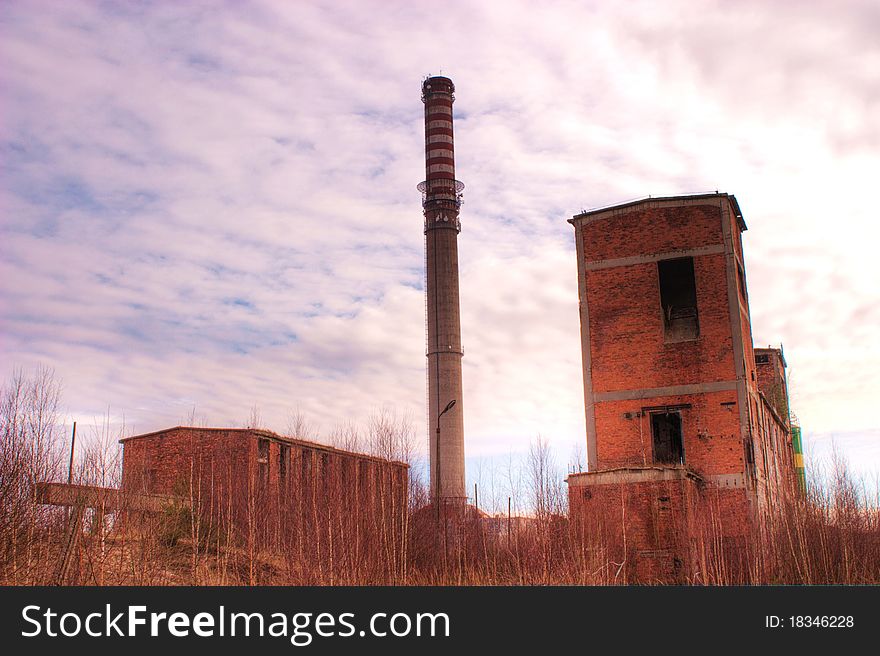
[435,399,456,522]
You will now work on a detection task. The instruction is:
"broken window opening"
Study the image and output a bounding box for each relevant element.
[658,257,699,341]
[651,411,684,465]
[755,353,770,364]
[257,438,270,494]
[300,450,313,500]
[279,444,289,487]
[257,438,269,462]
[737,261,747,301]
[744,438,757,486]
[320,453,329,491]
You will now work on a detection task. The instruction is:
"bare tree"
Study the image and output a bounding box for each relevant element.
[76,410,125,584]
[246,404,262,430]
[366,406,416,463]
[568,442,586,474]
[0,366,65,583]
[526,436,564,519]
[183,405,207,427]
[78,408,123,489]
[286,407,316,440]
[327,420,362,452]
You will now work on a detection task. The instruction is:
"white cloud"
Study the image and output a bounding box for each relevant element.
[1,0,878,477]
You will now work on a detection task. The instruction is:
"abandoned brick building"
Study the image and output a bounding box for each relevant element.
[120,427,409,576]
[566,192,798,580]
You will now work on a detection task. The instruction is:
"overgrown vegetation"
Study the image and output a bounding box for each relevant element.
[1,368,877,585]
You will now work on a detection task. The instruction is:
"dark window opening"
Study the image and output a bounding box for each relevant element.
[744,438,757,486]
[279,444,289,486]
[257,438,269,493]
[658,257,699,341]
[755,353,770,364]
[736,261,747,300]
[320,453,329,490]
[257,438,269,462]
[300,450,313,499]
[651,412,684,465]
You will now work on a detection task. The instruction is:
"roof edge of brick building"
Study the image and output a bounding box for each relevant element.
[119,425,410,468]
[570,191,746,231]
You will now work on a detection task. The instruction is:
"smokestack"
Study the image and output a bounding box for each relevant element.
[419,76,466,508]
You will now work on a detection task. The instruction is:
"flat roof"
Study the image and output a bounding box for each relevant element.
[119,426,409,468]
[570,192,746,232]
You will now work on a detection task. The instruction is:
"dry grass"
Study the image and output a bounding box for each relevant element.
[2,368,878,586]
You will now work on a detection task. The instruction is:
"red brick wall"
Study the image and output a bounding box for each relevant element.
[567,195,795,581]
[569,474,700,582]
[583,203,724,261]
[120,427,409,579]
[121,427,249,495]
[593,390,743,476]
[755,349,789,421]
[569,474,751,582]
[750,393,796,508]
[577,198,747,476]
[586,254,736,392]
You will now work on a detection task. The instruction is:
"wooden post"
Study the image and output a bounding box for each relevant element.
[54,501,84,585]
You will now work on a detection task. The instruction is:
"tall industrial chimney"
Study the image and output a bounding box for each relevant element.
[419,76,466,508]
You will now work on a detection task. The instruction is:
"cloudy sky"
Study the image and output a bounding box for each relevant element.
[2,0,878,486]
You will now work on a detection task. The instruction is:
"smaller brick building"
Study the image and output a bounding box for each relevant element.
[566,193,797,581]
[120,427,409,578]
[752,347,796,505]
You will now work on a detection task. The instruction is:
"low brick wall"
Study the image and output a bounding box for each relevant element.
[119,427,409,581]
[568,467,750,583]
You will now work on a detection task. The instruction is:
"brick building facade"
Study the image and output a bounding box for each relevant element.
[566,193,797,581]
[752,347,796,503]
[120,427,408,578]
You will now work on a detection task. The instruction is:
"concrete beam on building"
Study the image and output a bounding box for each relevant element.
[583,244,725,272]
[35,481,177,514]
[566,465,703,487]
[593,380,738,402]
[573,222,598,470]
